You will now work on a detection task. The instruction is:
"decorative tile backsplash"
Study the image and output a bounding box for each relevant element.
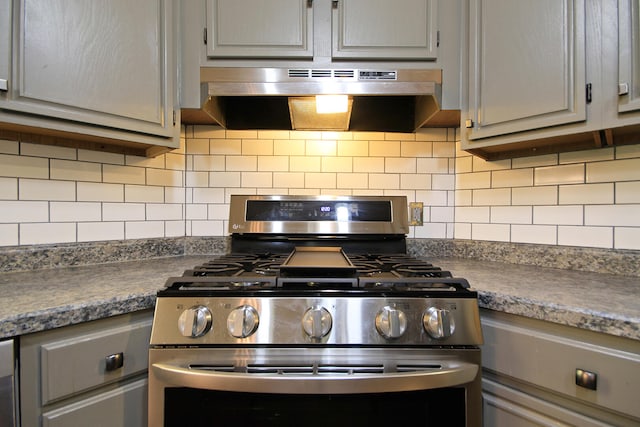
[0,127,639,250]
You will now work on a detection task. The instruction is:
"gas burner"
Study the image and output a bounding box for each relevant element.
[188,263,245,276]
[253,261,281,276]
[394,266,452,278]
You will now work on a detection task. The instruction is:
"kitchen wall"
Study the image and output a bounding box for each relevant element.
[1,126,639,251]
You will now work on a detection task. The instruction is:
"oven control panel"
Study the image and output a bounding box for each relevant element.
[151,296,483,347]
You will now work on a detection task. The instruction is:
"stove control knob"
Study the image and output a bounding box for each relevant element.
[375,306,407,339]
[178,306,213,338]
[302,306,332,339]
[423,307,455,339]
[227,305,260,338]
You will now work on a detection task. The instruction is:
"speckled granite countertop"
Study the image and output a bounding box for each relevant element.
[0,255,638,341]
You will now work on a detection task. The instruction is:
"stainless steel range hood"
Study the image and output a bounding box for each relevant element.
[182,67,454,133]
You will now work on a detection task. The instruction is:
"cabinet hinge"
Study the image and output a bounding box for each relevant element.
[436,31,440,48]
[203,28,207,45]
[0,78,7,91]
[586,83,592,104]
[619,82,629,96]
[332,1,338,9]
[173,110,177,126]
[465,119,474,129]
[307,0,313,7]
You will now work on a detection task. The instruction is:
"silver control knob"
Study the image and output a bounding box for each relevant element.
[423,307,455,339]
[227,305,260,338]
[302,306,332,339]
[178,306,213,338]
[375,306,407,339]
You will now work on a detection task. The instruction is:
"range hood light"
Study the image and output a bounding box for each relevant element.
[315,95,349,114]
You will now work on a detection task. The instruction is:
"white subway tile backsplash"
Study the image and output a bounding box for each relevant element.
[455,190,472,206]
[322,157,353,173]
[0,224,18,245]
[414,222,447,238]
[103,203,145,221]
[354,157,384,173]
[337,140,368,156]
[455,206,490,223]
[225,156,258,172]
[472,188,511,206]
[337,173,368,189]
[125,221,164,239]
[305,173,336,189]
[20,222,76,244]
[165,187,185,204]
[51,159,101,182]
[165,220,186,237]
[209,171,241,188]
[472,157,510,172]
[587,158,640,182]
[535,164,584,186]
[193,155,225,171]
[512,153,557,168]
[616,181,640,203]
[208,204,229,220]
[490,206,532,224]
[431,206,454,223]
[77,222,124,242]
[125,154,165,169]
[78,149,124,165]
[400,174,431,190]
[273,172,305,189]
[103,164,145,185]
[191,220,224,236]
[78,182,123,202]
[370,140,400,157]
[51,202,101,222]
[242,172,273,188]
[559,148,614,164]
[0,201,48,222]
[258,156,289,172]
[512,186,558,206]
[559,183,613,205]
[533,205,583,225]
[0,139,19,155]
[585,205,640,226]
[0,178,17,200]
[432,174,455,191]
[456,172,491,190]
[615,227,640,250]
[242,139,274,156]
[125,185,164,203]
[616,144,640,159]
[511,225,557,245]
[147,204,183,221]
[558,226,613,248]
[369,173,399,190]
[186,204,207,220]
[472,223,510,242]
[432,141,456,158]
[19,179,75,201]
[185,138,210,154]
[416,190,448,207]
[211,139,242,155]
[192,125,225,139]
[455,156,473,174]
[1,154,49,179]
[401,141,432,157]
[417,158,449,174]
[454,222,472,239]
[491,168,533,188]
[21,143,76,160]
[185,171,209,188]
[193,188,225,204]
[258,130,290,140]
[306,140,337,156]
[386,158,416,174]
[290,156,321,172]
[415,128,447,141]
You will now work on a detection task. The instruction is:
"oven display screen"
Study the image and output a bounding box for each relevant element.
[245,200,392,222]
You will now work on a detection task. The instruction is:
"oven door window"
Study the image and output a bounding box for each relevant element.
[165,387,466,426]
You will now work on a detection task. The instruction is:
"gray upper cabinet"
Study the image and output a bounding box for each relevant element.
[204,0,437,62]
[332,0,438,60]
[0,0,179,156]
[205,0,314,59]
[465,0,586,141]
[618,0,640,113]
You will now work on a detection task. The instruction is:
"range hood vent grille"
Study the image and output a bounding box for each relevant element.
[288,69,356,79]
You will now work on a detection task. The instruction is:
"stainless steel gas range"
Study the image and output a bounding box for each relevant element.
[149,195,483,426]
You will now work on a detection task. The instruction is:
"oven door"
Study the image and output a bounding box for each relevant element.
[149,347,482,427]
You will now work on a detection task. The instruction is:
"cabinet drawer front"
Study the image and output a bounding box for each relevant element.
[40,318,151,404]
[481,315,640,419]
[42,378,147,427]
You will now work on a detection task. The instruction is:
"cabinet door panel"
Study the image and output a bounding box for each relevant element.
[206,0,313,58]
[1,0,176,142]
[619,0,640,113]
[467,0,586,140]
[332,0,437,60]
[42,378,147,427]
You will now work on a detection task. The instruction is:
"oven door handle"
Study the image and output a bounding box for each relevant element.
[151,362,479,394]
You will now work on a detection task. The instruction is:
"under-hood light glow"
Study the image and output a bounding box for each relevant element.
[315,95,349,114]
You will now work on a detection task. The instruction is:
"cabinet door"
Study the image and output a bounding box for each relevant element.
[619,0,640,113]
[0,0,177,141]
[332,0,438,60]
[206,0,313,58]
[466,0,586,140]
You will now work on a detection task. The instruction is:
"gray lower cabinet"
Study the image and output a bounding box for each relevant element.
[0,0,179,157]
[480,309,640,426]
[19,310,153,427]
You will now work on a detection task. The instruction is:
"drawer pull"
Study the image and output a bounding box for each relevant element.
[105,352,124,372]
[575,368,597,390]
